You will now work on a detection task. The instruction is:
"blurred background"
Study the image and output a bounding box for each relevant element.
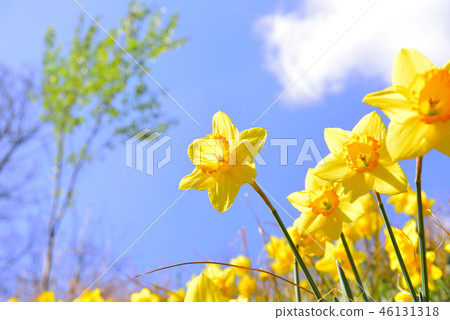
[0,0,449,301]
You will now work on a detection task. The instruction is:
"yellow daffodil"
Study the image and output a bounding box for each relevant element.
[288,224,326,257]
[230,295,249,302]
[265,236,294,275]
[445,243,450,254]
[37,291,56,302]
[7,297,18,302]
[75,288,104,302]
[363,48,450,161]
[167,288,186,302]
[184,274,229,302]
[395,291,413,302]
[385,220,418,270]
[180,111,267,212]
[229,254,251,277]
[314,112,407,202]
[130,288,161,302]
[388,185,435,216]
[343,193,383,242]
[202,264,238,298]
[258,271,270,282]
[287,168,366,240]
[315,239,366,282]
[237,274,257,297]
[406,251,442,291]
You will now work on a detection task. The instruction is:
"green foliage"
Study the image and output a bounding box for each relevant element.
[41,0,186,156]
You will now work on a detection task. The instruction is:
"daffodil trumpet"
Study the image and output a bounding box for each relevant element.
[373,191,418,302]
[249,180,323,301]
[340,233,369,302]
[415,156,429,301]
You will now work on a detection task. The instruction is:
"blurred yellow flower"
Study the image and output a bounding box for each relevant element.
[395,291,413,302]
[388,185,435,216]
[343,193,383,242]
[37,291,56,302]
[385,220,418,270]
[287,168,366,240]
[265,236,294,275]
[363,48,450,161]
[288,224,326,257]
[229,254,251,277]
[167,288,186,302]
[315,239,366,282]
[230,295,249,302]
[445,243,450,254]
[75,288,104,302]
[202,264,238,298]
[258,271,270,282]
[7,297,18,302]
[314,112,407,202]
[237,274,257,297]
[130,288,161,302]
[180,111,267,212]
[184,274,228,302]
[405,251,443,291]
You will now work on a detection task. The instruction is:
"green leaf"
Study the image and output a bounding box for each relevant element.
[337,260,354,302]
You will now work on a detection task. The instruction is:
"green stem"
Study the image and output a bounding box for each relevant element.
[374,191,418,302]
[294,247,301,302]
[250,181,323,301]
[340,233,369,302]
[415,156,429,301]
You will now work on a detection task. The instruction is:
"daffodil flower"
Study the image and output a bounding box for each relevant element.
[180,111,267,213]
[265,236,295,275]
[37,291,56,302]
[342,193,383,242]
[394,291,413,302]
[385,220,442,290]
[385,220,418,271]
[130,288,161,302]
[288,224,326,257]
[184,274,229,302]
[287,168,366,241]
[315,239,366,282]
[363,48,450,161]
[314,111,408,202]
[388,185,435,217]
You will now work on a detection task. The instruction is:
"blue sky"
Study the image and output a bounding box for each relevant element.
[1,0,449,290]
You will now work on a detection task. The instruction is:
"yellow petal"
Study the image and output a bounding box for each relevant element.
[179,168,217,191]
[228,162,257,186]
[371,163,408,195]
[236,127,267,164]
[305,168,325,191]
[314,153,349,182]
[445,58,450,70]
[430,265,443,281]
[342,171,374,202]
[352,111,386,141]
[425,121,450,157]
[319,208,343,240]
[287,191,311,213]
[213,111,239,140]
[324,128,351,154]
[184,274,228,302]
[362,86,415,123]
[392,48,435,87]
[208,174,240,213]
[296,212,320,235]
[338,198,365,222]
[386,118,432,162]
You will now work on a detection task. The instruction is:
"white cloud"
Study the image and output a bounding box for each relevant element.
[255,0,450,107]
